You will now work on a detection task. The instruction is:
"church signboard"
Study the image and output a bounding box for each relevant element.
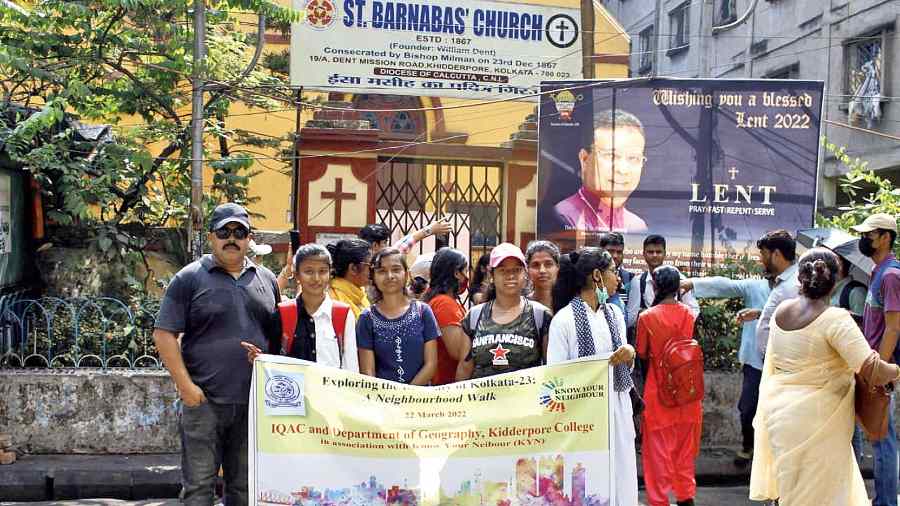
[290,0,583,100]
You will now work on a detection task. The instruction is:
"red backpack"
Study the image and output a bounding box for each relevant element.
[278,299,350,366]
[653,311,704,408]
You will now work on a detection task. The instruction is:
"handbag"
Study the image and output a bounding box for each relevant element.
[855,357,892,440]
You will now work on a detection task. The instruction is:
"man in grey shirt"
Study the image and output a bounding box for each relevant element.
[744,230,799,353]
[153,203,280,506]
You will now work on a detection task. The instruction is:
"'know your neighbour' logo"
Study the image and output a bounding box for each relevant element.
[539,377,566,413]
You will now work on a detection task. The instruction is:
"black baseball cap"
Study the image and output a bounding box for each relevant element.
[209,203,251,231]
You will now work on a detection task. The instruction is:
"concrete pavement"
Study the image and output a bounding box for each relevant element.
[0,455,180,502]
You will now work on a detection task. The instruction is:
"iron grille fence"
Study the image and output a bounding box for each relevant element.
[374,158,503,265]
[0,296,161,369]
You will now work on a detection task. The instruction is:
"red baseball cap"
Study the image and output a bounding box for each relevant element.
[489,243,526,269]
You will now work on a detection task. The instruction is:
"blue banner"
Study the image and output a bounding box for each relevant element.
[537,78,824,273]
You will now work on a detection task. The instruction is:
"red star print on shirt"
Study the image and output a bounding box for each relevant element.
[490,343,510,365]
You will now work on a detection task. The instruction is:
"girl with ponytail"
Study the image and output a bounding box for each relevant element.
[547,247,638,505]
[424,248,470,385]
[636,265,700,506]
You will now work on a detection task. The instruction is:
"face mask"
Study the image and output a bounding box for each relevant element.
[859,236,876,257]
[595,281,609,305]
[457,276,469,295]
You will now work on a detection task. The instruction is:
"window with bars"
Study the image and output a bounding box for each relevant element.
[844,27,891,126]
[764,63,799,79]
[668,2,690,52]
[638,25,654,75]
[717,0,737,25]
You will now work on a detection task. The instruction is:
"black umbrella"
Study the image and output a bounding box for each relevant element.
[796,228,875,285]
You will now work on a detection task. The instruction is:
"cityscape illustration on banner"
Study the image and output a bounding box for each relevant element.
[290,0,583,99]
[537,78,824,274]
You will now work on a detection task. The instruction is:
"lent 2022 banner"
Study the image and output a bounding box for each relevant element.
[249,355,614,506]
[537,78,824,273]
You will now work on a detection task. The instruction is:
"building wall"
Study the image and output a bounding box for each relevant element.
[254,0,630,232]
[0,368,853,454]
[394,0,631,149]
[136,1,632,233]
[599,0,899,208]
[286,1,631,253]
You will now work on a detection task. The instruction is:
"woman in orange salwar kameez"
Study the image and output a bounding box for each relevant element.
[637,265,701,506]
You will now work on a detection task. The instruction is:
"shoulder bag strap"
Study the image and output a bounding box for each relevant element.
[640,272,648,310]
[468,302,486,334]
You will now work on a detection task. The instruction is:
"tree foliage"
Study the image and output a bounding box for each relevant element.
[0,0,298,284]
[694,255,763,370]
[818,138,900,244]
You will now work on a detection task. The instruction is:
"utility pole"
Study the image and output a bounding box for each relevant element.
[291,88,303,232]
[651,0,663,77]
[580,0,595,79]
[189,0,207,260]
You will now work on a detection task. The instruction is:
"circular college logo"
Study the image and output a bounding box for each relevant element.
[545,14,579,49]
[265,375,302,407]
[304,0,337,30]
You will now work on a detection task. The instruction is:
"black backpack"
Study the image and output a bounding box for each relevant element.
[838,279,866,329]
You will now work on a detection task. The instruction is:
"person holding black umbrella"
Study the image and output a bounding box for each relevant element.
[830,254,867,325]
[850,213,900,506]
[795,228,871,324]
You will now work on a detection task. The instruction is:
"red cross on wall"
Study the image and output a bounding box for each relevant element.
[321,177,356,226]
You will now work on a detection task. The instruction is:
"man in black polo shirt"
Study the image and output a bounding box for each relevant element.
[153,203,280,506]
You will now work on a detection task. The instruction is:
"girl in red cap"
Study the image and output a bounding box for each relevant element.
[456,243,551,380]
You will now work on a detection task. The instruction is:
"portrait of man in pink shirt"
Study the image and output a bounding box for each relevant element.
[553,109,649,233]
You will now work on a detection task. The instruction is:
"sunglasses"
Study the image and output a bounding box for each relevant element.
[214,227,249,240]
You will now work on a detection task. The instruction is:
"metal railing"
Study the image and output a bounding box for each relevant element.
[0,296,161,369]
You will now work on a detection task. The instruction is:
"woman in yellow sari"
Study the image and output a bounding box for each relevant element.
[326,239,372,318]
[751,248,900,505]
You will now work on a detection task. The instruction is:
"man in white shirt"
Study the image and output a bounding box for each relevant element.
[739,229,799,353]
[626,234,700,330]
